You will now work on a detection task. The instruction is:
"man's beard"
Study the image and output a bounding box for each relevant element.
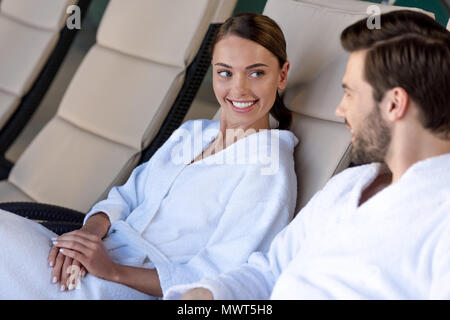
[350,104,391,165]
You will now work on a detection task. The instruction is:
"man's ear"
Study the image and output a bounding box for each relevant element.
[383,87,409,122]
[278,61,290,91]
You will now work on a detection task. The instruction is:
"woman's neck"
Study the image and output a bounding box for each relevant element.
[219,117,270,149]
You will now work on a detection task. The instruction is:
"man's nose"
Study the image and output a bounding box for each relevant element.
[335,97,346,119]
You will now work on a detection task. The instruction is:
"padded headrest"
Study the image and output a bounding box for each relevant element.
[97,0,220,68]
[0,0,77,30]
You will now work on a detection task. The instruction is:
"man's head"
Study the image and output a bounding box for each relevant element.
[336,10,450,165]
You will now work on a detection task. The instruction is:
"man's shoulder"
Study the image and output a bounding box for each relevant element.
[318,163,376,196]
[329,163,374,183]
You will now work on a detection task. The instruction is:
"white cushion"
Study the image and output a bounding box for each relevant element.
[0,91,19,130]
[0,0,237,212]
[447,18,450,31]
[97,0,220,67]
[212,0,238,23]
[9,116,140,212]
[0,181,34,202]
[0,0,76,133]
[290,114,351,211]
[57,45,185,150]
[1,0,77,30]
[0,15,57,96]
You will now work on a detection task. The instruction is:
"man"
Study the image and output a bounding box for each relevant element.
[166,10,450,300]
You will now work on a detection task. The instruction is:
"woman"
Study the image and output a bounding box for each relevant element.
[0,13,298,299]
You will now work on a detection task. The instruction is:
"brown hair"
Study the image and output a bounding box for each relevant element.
[341,10,450,137]
[212,12,292,130]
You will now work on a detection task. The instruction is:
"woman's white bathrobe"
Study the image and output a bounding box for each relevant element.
[0,119,298,299]
[167,153,450,300]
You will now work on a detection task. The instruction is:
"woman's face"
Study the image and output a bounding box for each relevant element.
[212,35,289,131]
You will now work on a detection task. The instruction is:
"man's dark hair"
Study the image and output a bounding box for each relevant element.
[341,10,450,138]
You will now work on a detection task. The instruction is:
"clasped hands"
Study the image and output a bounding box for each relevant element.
[47,229,118,291]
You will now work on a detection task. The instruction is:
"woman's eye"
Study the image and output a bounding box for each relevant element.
[250,71,264,78]
[218,70,232,78]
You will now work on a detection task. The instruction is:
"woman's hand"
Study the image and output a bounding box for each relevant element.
[48,241,86,291]
[47,212,111,291]
[52,230,119,283]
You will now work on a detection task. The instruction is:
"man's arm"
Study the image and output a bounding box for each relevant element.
[182,288,213,300]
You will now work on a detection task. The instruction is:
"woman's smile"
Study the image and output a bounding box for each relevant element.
[227,99,259,113]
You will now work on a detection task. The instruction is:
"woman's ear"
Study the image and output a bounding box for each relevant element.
[278,61,290,91]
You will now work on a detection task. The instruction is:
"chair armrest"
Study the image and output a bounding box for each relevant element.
[0,202,84,234]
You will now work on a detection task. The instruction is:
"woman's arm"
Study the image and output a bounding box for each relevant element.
[112,265,162,297]
[81,212,111,238]
[83,161,151,225]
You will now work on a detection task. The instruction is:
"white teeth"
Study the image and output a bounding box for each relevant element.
[231,101,256,108]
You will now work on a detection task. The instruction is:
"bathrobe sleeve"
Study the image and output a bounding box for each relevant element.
[157,162,298,295]
[429,200,450,299]
[164,190,323,300]
[83,161,151,225]
[83,120,194,226]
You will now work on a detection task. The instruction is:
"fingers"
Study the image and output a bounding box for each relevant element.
[53,237,92,255]
[66,259,84,291]
[48,245,59,268]
[60,255,74,291]
[50,251,87,290]
[53,231,102,258]
[49,233,89,292]
[51,249,65,285]
[58,247,87,266]
[59,229,100,242]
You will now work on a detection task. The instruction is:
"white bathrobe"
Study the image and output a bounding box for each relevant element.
[166,153,450,300]
[0,119,298,299]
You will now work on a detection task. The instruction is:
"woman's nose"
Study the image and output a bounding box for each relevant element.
[231,74,248,95]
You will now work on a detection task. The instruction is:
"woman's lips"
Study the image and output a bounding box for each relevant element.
[227,99,259,113]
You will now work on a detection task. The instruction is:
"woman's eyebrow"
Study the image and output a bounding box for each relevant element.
[214,63,269,69]
[214,63,232,68]
[246,63,268,69]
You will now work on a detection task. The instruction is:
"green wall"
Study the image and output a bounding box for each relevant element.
[361,0,449,26]
[233,0,267,14]
[235,0,449,26]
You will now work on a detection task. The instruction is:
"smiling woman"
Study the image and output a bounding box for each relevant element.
[0,13,299,300]
[211,12,292,133]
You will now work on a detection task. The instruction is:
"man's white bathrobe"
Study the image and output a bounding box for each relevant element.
[166,153,450,300]
[0,119,298,299]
